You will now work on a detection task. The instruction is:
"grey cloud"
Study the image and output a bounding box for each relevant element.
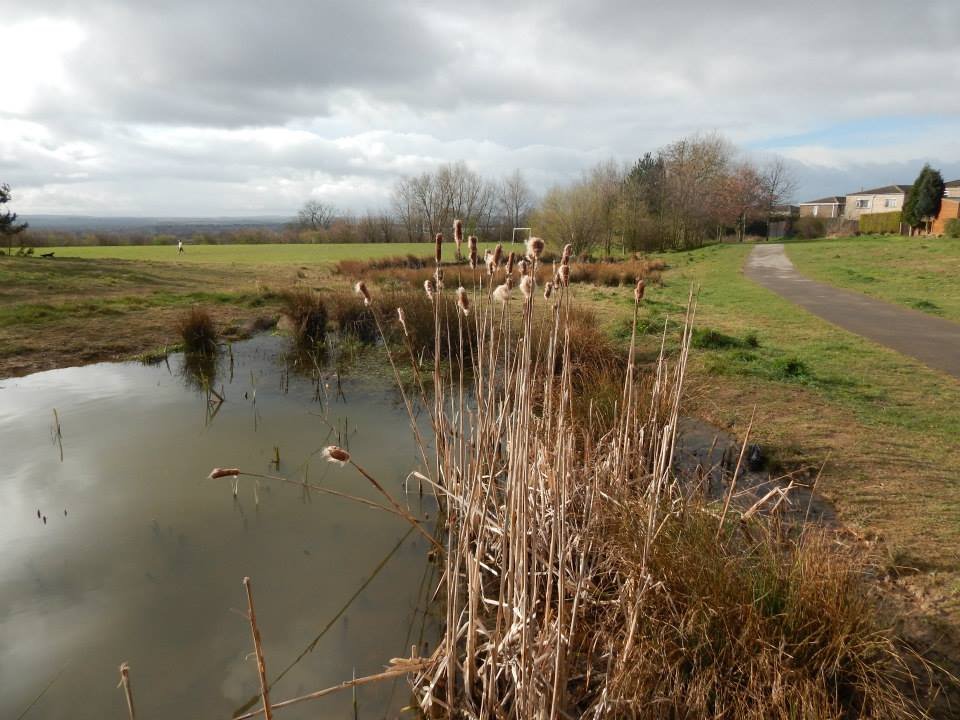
[3,0,960,215]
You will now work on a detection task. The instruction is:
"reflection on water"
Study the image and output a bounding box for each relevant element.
[0,335,438,719]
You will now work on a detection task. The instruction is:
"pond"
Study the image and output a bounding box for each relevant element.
[0,335,438,718]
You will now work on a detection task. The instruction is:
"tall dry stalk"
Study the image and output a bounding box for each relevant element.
[346,242,922,718]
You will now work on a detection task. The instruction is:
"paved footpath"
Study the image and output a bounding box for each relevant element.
[744,243,960,380]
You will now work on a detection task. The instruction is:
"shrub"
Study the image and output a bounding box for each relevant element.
[281,289,328,346]
[793,217,825,239]
[859,211,902,235]
[176,306,218,355]
[945,218,960,239]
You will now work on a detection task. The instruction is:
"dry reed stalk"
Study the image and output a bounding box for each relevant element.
[243,577,273,720]
[117,663,135,720]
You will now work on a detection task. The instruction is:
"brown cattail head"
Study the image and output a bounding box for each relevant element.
[559,264,570,287]
[484,249,495,276]
[424,278,436,300]
[354,281,371,306]
[520,274,534,300]
[561,243,573,264]
[454,219,463,246]
[397,307,409,336]
[526,236,545,260]
[456,286,470,316]
[544,281,554,300]
[492,281,511,304]
[634,278,645,303]
[467,235,478,268]
[518,257,530,276]
[434,267,444,289]
[208,467,240,479]
[506,251,516,275]
[492,243,503,268]
[322,445,351,466]
[434,232,443,265]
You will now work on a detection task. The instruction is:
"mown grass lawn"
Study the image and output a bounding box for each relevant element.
[784,234,960,321]
[577,242,960,605]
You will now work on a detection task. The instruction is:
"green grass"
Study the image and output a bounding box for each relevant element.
[601,242,960,580]
[785,235,960,322]
[33,242,510,265]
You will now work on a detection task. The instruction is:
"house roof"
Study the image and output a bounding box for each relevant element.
[945,179,960,188]
[799,196,845,205]
[847,184,911,196]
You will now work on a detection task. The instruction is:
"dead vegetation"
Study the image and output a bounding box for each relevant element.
[327,245,928,718]
[176,306,218,355]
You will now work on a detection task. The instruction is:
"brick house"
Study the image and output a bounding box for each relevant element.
[932,181,960,235]
[844,184,911,220]
[798,196,846,218]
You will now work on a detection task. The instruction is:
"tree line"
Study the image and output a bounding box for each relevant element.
[6,132,799,251]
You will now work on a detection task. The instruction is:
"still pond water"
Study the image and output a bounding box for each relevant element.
[0,336,437,718]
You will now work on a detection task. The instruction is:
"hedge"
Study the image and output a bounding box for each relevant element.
[859,211,902,234]
[946,218,960,239]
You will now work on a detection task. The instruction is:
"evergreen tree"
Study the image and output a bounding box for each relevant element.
[0,183,29,255]
[903,165,945,229]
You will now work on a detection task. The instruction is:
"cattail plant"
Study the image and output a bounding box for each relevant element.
[520,273,534,300]
[484,249,495,276]
[397,307,409,336]
[424,278,436,300]
[354,281,371,307]
[456,287,470,316]
[434,232,443,265]
[492,280,511,304]
[492,243,503,269]
[454,219,463,258]
[506,251,516,275]
[468,236,478,269]
[543,281,554,300]
[434,267,444,289]
[526,236,545,260]
[634,278,645,303]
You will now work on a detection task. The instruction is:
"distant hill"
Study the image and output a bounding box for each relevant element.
[22,215,292,236]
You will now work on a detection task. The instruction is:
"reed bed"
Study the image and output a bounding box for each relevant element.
[335,255,664,290]
[344,237,923,718]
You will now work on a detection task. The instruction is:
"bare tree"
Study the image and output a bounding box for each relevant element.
[392,161,496,241]
[498,170,535,231]
[296,199,337,230]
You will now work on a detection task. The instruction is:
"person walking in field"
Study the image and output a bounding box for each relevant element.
[177,239,184,254]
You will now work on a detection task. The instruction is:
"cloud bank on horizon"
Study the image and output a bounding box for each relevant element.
[2,0,958,216]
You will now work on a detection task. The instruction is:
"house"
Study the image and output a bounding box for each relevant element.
[798,196,845,218]
[844,184,911,220]
[932,183,960,235]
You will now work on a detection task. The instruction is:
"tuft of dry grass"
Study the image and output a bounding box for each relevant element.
[280,288,328,346]
[176,306,218,355]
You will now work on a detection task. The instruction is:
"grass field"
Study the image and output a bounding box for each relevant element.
[785,234,960,322]
[3,240,960,652]
[36,241,508,264]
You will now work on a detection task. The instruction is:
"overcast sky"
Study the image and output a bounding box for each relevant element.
[2,0,959,217]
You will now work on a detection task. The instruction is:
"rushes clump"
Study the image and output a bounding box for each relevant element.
[281,288,329,346]
[177,306,218,355]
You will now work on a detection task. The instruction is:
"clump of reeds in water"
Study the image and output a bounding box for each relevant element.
[347,240,927,719]
[280,288,328,347]
[177,306,218,355]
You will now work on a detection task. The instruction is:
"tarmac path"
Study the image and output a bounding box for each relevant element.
[744,243,960,380]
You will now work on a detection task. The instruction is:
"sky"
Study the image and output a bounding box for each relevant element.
[2,0,959,217]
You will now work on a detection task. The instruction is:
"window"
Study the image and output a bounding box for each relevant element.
[856,198,871,208]
[884,198,898,208]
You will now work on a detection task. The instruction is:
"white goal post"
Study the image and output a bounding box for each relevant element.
[511,227,532,246]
